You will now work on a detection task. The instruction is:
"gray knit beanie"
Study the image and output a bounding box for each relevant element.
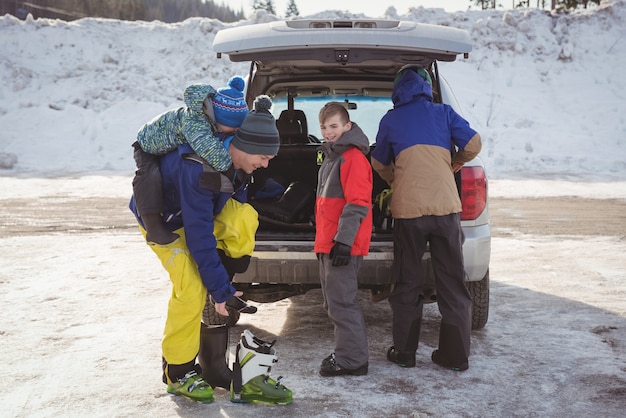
[232,95,280,156]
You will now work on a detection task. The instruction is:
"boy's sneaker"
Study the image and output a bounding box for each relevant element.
[387,346,416,368]
[166,370,214,403]
[431,350,469,371]
[319,353,368,377]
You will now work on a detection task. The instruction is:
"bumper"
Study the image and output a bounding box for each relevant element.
[234,223,490,286]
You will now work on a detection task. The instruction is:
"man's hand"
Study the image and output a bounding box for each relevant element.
[215,290,243,316]
[330,242,352,267]
[226,295,257,314]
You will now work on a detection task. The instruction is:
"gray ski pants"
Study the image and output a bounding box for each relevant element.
[318,254,369,369]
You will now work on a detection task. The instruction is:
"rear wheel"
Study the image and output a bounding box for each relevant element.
[202,297,241,326]
[467,270,489,330]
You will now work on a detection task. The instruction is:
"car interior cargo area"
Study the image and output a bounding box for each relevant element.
[248,143,393,242]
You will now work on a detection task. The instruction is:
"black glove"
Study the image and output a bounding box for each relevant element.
[330,242,352,267]
[226,296,257,314]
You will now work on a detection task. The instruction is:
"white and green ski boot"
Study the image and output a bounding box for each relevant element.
[230,329,293,405]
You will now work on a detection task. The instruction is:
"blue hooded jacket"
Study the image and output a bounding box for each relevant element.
[371,69,481,218]
[129,141,246,303]
[373,69,476,162]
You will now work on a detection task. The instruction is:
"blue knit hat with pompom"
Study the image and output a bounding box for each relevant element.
[232,95,280,156]
[212,76,248,128]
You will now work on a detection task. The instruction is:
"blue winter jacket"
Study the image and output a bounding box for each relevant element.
[129,142,247,303]
[371,70,481,218]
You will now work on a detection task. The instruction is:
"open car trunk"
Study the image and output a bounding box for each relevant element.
[211,19,490,330]
[248,143,395,243]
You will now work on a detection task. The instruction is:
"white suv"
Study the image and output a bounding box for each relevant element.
[211,19,491,329]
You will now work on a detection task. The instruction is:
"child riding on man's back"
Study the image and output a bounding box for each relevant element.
[132,76,249,244]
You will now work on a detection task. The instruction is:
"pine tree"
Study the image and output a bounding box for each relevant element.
[474,0,600,9]
[251,0,265,11]
[472,0,497,10]
[265,0,276,15]
[285,0,299,18]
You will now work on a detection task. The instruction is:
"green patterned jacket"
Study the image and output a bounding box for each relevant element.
[136,84,232,171]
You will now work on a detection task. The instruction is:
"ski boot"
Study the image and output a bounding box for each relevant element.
[166,368,214,403]
[230,329,293,405]
[199,324,232,389]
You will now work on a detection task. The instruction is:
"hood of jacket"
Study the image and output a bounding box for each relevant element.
[391,70,433,108]
[320,121,370,160]
[183,84,217,114]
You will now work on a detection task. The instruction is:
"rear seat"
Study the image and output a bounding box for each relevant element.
[251,143,322,198]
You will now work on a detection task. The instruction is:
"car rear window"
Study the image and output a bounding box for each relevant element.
[271,96,392,144]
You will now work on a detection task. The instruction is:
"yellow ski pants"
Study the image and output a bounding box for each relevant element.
[140,226,207,369]
[138,198,257,380]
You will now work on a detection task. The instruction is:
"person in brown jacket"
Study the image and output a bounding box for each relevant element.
[371,66,482,371]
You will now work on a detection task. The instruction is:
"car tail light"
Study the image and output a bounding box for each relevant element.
[461,166,487,220]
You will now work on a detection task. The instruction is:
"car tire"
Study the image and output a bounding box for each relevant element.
[202,299,241,327]
[467,270,489,330]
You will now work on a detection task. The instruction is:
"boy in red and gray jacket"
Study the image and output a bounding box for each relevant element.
[314,102,372,377]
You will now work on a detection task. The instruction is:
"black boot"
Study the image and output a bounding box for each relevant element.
[198,323,232,389]
[388,318,421,368]
[386,346,416,368]
[432,323,469,371]
[141,212,178,245]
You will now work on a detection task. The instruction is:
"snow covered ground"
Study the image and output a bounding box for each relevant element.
[1,2,625,417]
